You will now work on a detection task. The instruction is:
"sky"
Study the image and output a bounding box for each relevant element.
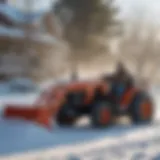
[117,0,160,18]
[7,0,160,23]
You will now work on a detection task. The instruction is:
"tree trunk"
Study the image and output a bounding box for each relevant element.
[70,51,79,80]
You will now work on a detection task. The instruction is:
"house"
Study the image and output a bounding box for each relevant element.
[0,2,67,81]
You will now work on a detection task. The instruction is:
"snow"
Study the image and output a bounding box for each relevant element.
[0,26,59,45]
[0,78,39,95]
[0,86,159,160]
[0,93,39,106]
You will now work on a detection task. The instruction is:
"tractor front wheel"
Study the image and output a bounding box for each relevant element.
[56,105,77,126]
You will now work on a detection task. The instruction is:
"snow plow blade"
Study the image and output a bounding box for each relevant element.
[3,105,52,129]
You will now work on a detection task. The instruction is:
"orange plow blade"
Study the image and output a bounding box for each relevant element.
[3,105,52,129]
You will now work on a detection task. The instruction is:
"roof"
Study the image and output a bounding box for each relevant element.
[0,4,45,24]
[0,11,13,26]
[0,26,60,45]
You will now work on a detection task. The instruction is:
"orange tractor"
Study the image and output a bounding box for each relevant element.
[3,79,154,129]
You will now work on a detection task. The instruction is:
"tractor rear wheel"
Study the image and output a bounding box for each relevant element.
[130,94,154,124]
[91,102,113,128]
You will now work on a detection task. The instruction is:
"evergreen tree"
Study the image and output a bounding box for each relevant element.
[54,0,121,69]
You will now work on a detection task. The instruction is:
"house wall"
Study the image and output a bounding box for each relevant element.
[0,33,68,81]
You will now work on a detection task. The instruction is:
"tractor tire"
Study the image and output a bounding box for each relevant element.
[130,93,154,124]
[56,105,77,126]
[91,102,113,128]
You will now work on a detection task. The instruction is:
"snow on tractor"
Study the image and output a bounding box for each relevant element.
[3,78,154,129]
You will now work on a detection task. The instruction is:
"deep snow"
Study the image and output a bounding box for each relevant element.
[0,87,159,160]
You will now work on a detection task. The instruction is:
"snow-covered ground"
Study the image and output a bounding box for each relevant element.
[0,87,159,160]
